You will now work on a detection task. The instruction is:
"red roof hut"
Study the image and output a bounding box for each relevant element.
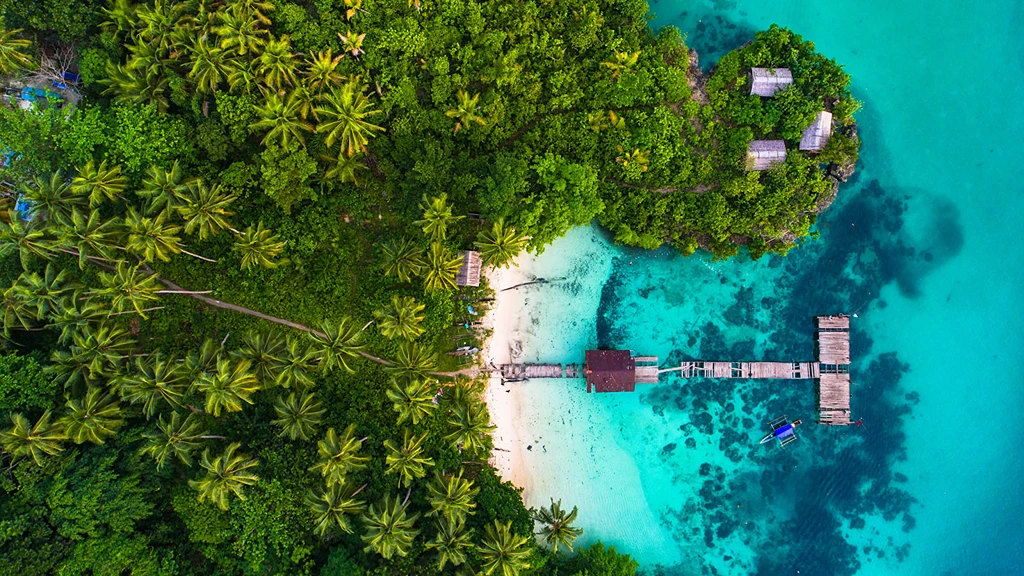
[584,350,636,393]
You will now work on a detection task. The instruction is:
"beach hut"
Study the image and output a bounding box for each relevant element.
[799,111,834,152]
[584,350,636,393]
[746,140,787,171]
[455,250,482,287]
[750,67,793,97]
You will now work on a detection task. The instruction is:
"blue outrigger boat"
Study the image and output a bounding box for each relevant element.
[760,415,802,447]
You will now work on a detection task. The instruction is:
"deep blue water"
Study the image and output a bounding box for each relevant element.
[497,1,1024,574]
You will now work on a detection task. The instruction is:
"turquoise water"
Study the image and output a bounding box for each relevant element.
[504,1,1024,573]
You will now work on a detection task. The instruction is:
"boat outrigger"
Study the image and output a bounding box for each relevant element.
[760,415,802,447]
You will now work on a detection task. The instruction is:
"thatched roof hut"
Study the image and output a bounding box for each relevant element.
[750,67,793,97]
[746,140,787,171]
[799,111,834,152]
[455,250,482,287]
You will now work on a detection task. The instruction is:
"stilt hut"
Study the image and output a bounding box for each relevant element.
[750,67,793,97]
[747,140,787,171]
[584,350,635,393]
[800,111,834,152]
[455,250,482,287]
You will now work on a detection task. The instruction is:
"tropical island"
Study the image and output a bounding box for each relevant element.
[0,0,859,574]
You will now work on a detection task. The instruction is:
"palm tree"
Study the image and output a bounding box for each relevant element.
[236,330,285,384]
[414,194,463,242]
[385,341,437,381]
[534,499,582,553]
[119,353,189,418]
[323,151,366,184]
[233,222,287,269]
[315,82,384,157]
[426,516,472,570]
[445,399,495,455]
[309,424,369,486]
[384,429,434,487]
[477,520,532,576]
[474,220,528,269]
[615,146,650,172]
[186,337,222,380]
[140,411,208,469]
[194,358,261,416]
[59,387,124,444]
[277,336,317,388]
[100,0,138,39]
[310,318,364,372]
[271,391,325,441]
[176,180,236,239]
[214,7,267,57]
[71,160,127,207]
[189,442,260,510]
[137,162,188,215]
[386,378,436,425]
[19,172,86,225]
[307,482,365,536]
[304,50,345,92]
[445,90,487,133]
[337,30,366,58]
[64,322,136,384]
[250,93,313,148]
[0,211,57,269]
[96,262,162,317]
[2,287,40,336]
[375,295,425,341]
[380,238,425,282]
[0,28,33,75]
[601,49,641,80]
[361,494,420,559]
[422,242,464,292]
[51,297,105,344]
[425,471,479,524]
[124,208,183,262]
[257,37,298,90]
[226,58,258,94]
[61,209,122,268]
[189,36,232,94]
[229,0,275,25]
[0,411,65,466]
[11,264,74,319]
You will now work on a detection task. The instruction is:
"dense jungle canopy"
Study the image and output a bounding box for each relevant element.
[0,0,859,574]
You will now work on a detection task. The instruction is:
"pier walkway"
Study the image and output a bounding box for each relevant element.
[488,315,853,426]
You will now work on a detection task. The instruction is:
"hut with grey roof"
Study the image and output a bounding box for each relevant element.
[799,110,833,152]
[455,250,482,287]
[750,67,793,97]
[746,140,787,171]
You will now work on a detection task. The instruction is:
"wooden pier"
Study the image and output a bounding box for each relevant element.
[668,316,853,425]
[487,315,853,425]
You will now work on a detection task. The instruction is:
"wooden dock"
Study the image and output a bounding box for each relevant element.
[498,363,580,381]
[486,316,852,425]
[669,316,854,425]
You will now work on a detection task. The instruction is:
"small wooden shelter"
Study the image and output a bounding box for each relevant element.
[584,350,635,393]
[455,250,482,287]
[747,140,787,171]
[750,67,793,97]
[799,111,833,152]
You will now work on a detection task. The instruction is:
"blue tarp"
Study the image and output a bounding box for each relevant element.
[14,197,34,221]
[775,424,794,438]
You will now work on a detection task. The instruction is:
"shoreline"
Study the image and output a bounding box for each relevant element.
[480,259,534,496]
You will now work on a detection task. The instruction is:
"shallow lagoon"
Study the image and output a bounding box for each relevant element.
[500,0,1024,573]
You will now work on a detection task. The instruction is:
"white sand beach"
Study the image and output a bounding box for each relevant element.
[480,260,534,494]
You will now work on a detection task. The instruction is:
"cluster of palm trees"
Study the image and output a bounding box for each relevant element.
[381,193,529,291]
[5,162,285,276]
[98,0,385,175]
